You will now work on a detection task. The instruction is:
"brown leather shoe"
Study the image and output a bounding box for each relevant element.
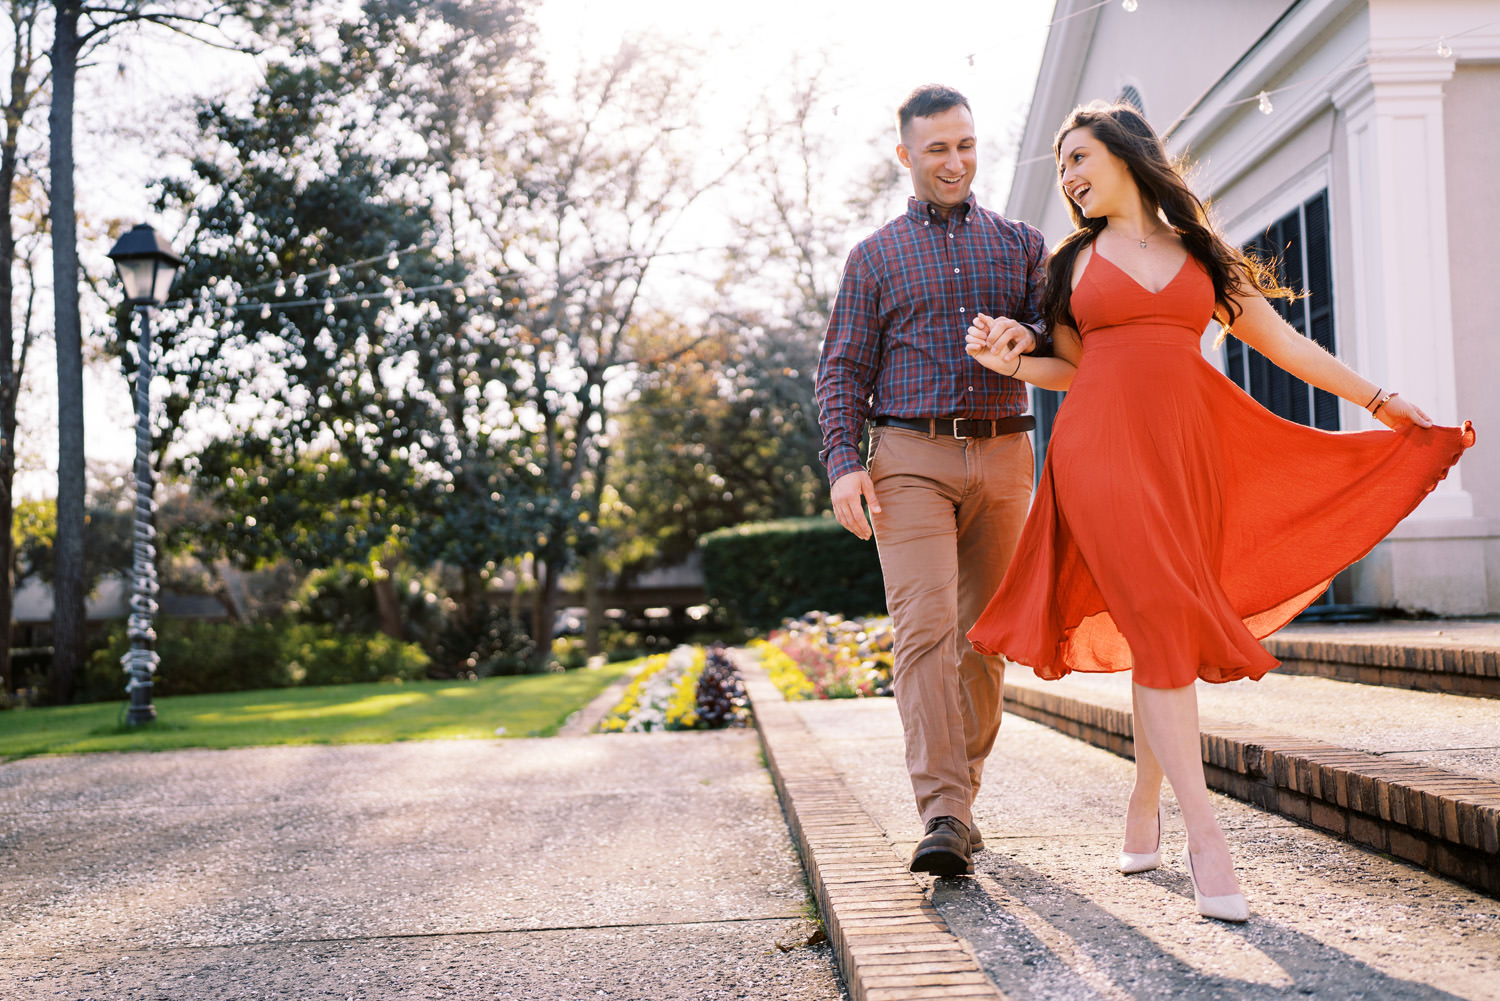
[970,825,985,853]
[910,816,973,876]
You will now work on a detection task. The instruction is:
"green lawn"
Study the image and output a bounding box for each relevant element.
[0,661,637,760]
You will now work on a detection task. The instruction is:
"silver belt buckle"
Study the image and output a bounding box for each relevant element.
[952,418,974,440]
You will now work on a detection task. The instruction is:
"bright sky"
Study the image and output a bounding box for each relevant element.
[26,0,1058,498]
[535,0,1058,206]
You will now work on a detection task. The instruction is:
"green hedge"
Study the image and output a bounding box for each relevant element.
[699,517,885,629]
[80,618,430,703]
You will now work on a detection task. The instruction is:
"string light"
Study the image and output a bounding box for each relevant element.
[1256,90,1273,114]
[387,252,400,270]
[323,298,335,315]
[1437,36,1453,57]
[327,264,340,285]
[1122,0,1138,12]
[274,279,286,296]
[260,304,271,319]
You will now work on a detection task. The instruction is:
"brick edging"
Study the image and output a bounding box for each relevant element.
[1263,637,1500,698]
[1004,683,1500,896]
[733,650,1004,1001]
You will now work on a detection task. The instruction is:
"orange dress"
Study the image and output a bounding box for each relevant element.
[967,249,1475,688]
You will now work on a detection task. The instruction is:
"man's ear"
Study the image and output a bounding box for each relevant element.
[896,143,912,169]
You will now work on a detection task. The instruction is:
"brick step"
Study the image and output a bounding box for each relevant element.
[1266,623,1500,697]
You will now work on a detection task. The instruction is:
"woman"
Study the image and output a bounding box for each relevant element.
[963,103,1473,922]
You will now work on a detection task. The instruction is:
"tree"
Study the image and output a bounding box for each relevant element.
[490,37,761,663]
[608,313,828,576]
[605,72,904,585]
[0,0,47,696]
[145,0,539,669]
[48,0,264,701]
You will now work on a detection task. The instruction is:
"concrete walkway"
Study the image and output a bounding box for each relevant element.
[739,648,1500,1001]
[0,735,846,1000]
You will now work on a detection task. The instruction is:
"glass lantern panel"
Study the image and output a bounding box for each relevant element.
[116,259,157,303]
[150,262,179,305]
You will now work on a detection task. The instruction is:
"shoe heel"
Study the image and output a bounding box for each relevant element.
[1118,805,1164,874]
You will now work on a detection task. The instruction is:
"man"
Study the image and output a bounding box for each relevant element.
[815,84,1048,876]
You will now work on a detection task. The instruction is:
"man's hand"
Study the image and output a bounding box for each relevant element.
[831,470,880,540]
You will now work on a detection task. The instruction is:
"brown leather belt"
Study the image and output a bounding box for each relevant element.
[873,415,1036,439]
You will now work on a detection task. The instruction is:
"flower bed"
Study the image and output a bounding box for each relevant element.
[758,612,895,701]
[596,644,749,732]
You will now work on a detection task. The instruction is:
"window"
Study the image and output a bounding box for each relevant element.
[1031,385,1063,482]
[1224,189,1338,429]
[1118,85,1145,117]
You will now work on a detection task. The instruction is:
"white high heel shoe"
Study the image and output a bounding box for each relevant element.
[1182,845,1249,923]
[1118,805,1165,874]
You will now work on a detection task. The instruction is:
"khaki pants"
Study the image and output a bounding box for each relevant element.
[867,426,1034,828]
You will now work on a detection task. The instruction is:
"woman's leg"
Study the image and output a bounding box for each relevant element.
[1131,682,1241,897]
[1123,682,1166,853]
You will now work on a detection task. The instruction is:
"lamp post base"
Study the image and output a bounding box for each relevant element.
[125,685,156,725]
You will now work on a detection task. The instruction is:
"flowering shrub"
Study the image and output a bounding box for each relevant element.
[597,645,737,732]
[762,612,895,700]
[752,640,816,701]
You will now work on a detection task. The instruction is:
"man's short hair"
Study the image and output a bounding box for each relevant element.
[898,85,971,139]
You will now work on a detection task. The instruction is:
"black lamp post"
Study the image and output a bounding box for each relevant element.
[106,223,183,726]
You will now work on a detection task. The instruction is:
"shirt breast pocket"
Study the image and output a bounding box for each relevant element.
[975,258,1014,317]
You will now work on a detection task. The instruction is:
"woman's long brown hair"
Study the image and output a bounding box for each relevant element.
[1041,102,1296,334]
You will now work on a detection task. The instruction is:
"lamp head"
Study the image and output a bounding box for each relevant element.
[106,223,184,306]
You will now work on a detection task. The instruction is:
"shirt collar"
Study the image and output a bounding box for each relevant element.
[905,193,976,224]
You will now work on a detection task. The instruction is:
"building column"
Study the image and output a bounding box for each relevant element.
[1332,53,1489,614]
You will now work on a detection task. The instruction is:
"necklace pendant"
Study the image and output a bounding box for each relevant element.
[1138,239,1148,248]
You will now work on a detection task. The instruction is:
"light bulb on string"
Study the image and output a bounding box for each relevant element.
[1257,90,1273,114]
[1437,36,1452,57]
[327,264,340,285]
[1122,0,1138,11]
[260,304,271,320]
[387,251,400,270]
[274,279,287,297]
[324,298,335,315]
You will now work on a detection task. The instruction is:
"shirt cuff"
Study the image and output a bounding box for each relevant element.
[824,445,865,486]
[1026,322,1054,358]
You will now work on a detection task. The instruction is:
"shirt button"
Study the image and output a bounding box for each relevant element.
[925,221,931,226]
[953,267,960,274]
[949,233,955,239]
[959,307,965,313]
[967,386,975,392]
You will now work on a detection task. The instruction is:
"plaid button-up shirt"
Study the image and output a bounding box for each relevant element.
[815,195,1048,484]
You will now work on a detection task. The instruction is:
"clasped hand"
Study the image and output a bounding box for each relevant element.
[965,314,1035,373]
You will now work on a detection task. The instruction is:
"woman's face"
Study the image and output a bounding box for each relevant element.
[1057,126,1135,219]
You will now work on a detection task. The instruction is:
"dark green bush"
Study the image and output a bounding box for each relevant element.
[280,622,430,686]
[699,517,885,629]
[427,604,535,676]
[80,618,429,702]
[82,619,287,701]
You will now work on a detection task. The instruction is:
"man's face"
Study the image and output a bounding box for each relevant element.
[897,105,977,213]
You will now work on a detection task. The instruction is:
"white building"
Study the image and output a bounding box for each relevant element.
[1011,0,1499,615]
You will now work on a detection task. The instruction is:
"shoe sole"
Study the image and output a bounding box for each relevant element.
[910,848,974,877]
